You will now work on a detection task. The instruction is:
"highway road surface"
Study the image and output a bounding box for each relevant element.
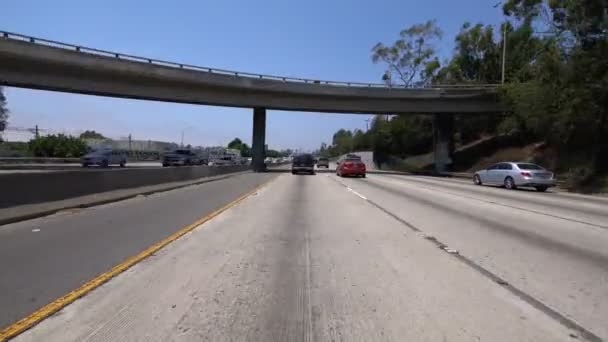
[2,172,607,341]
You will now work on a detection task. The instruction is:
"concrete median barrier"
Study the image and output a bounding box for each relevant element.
[0,165,249,208]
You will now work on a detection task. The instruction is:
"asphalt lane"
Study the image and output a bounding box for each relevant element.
[14,173,588,341]
[338,173,608,340]
[0,172,277,328]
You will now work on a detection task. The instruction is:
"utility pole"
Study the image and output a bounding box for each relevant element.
[502,25,507,84]
[128,134,132,151]
[365,118,370,131]
[35,125,39,138]
[180,131,184,148]
[494,1,507,84]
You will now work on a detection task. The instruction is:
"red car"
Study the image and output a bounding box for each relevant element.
[336,156,366,177]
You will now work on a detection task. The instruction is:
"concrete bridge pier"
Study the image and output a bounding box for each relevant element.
[433,113,454,173]
[251,107,267,172]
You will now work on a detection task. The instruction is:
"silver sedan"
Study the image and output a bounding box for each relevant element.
[473,162,556,192]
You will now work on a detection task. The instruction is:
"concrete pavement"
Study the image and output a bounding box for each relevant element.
[338,174,608,340]
[0,172,277,329]
[9,173,601,341]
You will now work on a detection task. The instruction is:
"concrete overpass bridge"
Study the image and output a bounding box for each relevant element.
[0,31,504,172]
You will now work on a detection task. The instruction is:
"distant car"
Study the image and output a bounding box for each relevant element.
[336,155,366,178]
[473,162,556,192]
[81,149,126,168]
[292,153,315,175]
[317,157,329,168]
[210,156,237,166]
[162,149,202,167]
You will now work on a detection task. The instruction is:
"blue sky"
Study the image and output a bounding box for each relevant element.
[1,0,503,150]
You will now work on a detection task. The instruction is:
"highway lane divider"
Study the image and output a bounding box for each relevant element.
[0,175,277,342]
[0,165,250,209]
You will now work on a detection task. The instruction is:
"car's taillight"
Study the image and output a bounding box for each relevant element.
[521,171,532,177]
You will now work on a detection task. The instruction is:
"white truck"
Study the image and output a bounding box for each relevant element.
[209,148,241,166]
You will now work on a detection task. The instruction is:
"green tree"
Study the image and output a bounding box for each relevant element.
[352,129,371,151]
[79,130,106,140]
[227,138,243,149]
[28,134,88,158]
[369,116,392,168]
[332,129,354,155]
[372,20,443,87]
[227,137,251,158]
[0,87,8,137]
[266,149,283,158]
[501,0,608,174]
[435,22,501,84]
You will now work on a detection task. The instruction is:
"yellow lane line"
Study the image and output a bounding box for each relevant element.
[0,177,275,341]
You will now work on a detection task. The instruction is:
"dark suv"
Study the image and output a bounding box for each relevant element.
[291,153,315,175]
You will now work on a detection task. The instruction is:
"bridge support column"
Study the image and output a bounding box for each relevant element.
[433,113,454,173]
[251,107,267,172]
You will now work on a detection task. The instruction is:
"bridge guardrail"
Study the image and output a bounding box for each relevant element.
[1,30,501,90]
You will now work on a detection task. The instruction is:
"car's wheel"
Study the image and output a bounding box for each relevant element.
[119,161,126,168]
[101,160,109,168]
[504,177,517,190]
[535,186,548,192]
[473,174,482,185]
[361,174,366,178]
[292,171,296,175]
[162,163,169,167]
[82,163,89,168]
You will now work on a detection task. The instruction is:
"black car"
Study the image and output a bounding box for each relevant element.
[291,153,315,175]
[162,149,203,167]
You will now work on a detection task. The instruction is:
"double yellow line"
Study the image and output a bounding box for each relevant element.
[0,178,274,341]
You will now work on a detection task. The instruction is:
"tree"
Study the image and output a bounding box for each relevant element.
[79,130,106,140]
[372,20,443,87]
[227,138,243,149]
[331,129,354,155]
[227,137,251,158]
[28,134,88,158]
[352,129,371,151]
[500,0,608,174]
[0,87,8,137]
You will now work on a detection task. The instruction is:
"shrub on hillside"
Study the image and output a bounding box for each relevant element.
[28,134,88,158]
[564,167,596,193]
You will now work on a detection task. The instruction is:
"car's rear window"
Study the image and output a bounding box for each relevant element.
[318,158,328,162]
[517,163,543,170]
[294,154,314,163]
